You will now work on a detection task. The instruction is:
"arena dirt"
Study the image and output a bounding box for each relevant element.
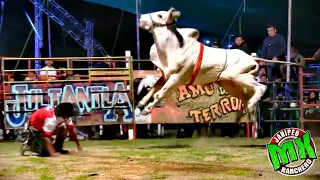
[0,138,319,180]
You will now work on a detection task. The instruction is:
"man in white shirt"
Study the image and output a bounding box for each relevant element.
[40,61,56,80]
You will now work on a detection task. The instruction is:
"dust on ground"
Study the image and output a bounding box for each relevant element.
[0,138,319,180]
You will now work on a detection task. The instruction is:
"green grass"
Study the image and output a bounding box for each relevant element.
[0,164,53,177]
[74,175,90,180]
[0,138,272,156]
[26,157,48,164]
[14,165,30,174]
[227,169,254,176]
[150,171,169,180]
[39,173,55,180]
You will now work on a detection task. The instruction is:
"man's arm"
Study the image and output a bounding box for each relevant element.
[274,35,286,59]
[43,136,57,155]
[65,119,81,149]
[314,48,320,60]
[242,43,250,54]
[261,38,268,58]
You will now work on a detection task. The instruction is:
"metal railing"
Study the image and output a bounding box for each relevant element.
[1,57,137,138]
[255,57,320,137]
[299,58,320,130]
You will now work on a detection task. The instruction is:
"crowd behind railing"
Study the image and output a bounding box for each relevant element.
[211,24,320,137]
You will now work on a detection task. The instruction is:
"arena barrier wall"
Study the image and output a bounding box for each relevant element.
[1,57,251,129]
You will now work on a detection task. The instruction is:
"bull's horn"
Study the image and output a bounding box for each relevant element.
[168,7,181,20]
[168,7,176,13]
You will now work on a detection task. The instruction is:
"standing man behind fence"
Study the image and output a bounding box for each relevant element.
[261,25,286,82]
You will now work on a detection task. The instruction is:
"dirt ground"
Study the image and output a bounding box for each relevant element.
[0,138,319,180]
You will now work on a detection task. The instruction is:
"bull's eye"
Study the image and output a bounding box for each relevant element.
[158,14,162,18]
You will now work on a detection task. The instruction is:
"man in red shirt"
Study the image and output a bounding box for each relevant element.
[21,102,82,157]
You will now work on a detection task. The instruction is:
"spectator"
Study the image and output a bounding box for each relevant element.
[260,75,272,104]
[259,67,267,76]
[58,68,74,80]
[40,61,56,80]
[74,74,81,80]
[212,39,220,48]
[314,47,320,60]
[25,72,37,81]
[304,92,320,120]
[290,46,304,81]
[305,92,319,104]
[259,75,272,137]
[231,35,249,54]
[58,68,67,80]
[290,46,304,64]
[262,25,286,82]
[257,67,267,82]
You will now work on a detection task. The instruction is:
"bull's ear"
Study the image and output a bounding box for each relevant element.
[189,29,200,39]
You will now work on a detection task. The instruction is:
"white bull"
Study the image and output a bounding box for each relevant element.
[136,28,200,111]
[136,7,294,115]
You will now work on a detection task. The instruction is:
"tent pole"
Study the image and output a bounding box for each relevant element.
[286,0,292,82]
[285,0,292,103]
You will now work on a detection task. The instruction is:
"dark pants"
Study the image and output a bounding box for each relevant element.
[260,102,272,137]
[266,62,281,82]
[317,67,320,88]
[27,126,67,156]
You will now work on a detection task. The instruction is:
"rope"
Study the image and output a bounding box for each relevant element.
[13,0,46,73]
[111,10,124,56]
[238,0,246,35]
[221,0,245,44]
[239,16,242,35]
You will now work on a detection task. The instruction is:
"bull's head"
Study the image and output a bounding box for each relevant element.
[139,7,181,31]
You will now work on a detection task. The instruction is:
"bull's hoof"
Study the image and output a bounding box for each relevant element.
[140,110,150,115]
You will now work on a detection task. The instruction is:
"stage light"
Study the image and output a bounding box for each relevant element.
[205,40,210,44]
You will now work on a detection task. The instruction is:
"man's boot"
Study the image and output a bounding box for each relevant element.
[54,127,69,154]
[54,135,69,154]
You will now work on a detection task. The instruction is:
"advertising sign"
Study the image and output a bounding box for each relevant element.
[4,80,249,129]
[135,83,249,124]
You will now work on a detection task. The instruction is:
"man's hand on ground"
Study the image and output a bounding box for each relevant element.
[77,145,83,151]
[51,152,61,158]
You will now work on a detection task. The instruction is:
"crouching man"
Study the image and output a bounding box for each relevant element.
[21,102,82,157]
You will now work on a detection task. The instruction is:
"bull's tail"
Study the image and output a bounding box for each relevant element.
[252,57,301,66]
[248,62,260,76]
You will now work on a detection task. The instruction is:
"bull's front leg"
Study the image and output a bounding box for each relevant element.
[141,74,180,115]
[136,75,165,109]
